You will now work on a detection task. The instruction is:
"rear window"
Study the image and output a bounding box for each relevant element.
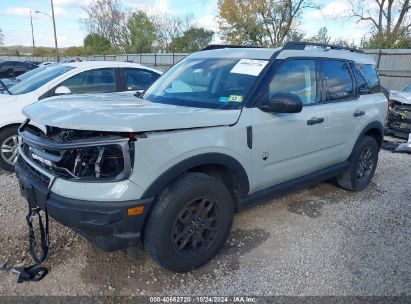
[322,60,354,101]
[359,64,380,93]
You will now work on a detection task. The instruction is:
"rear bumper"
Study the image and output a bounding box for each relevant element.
[15,159,154,251]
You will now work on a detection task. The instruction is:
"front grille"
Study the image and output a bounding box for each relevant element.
[19,157,51,186]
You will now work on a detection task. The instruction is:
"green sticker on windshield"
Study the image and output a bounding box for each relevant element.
[228,95,243,103]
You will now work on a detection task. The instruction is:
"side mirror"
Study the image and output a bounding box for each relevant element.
[260,93,303,113]
[54,86,71,95]
[134,89,144,98]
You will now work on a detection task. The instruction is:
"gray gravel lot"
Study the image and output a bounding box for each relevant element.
[0,149,410,296]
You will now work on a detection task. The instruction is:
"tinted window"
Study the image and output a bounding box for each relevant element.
[359,64,379,92]
[9,65,74,95]
[323,60,354,101]
[144,58,262,109]
[123,68,160,91]
[58,68,115,94]
[350,62,369,93]
[268,59,317,105]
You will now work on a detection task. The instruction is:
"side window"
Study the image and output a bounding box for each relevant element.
[359,64,380,93]
[322,60,354,101]
[123,68,160,91]
[58,68,115,94]
[350,62,369,93]
[58,71,86,94]
[268,59,317,105]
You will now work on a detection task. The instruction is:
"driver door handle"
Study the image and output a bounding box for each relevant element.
[307,117,324,125]
[354,110,365,117]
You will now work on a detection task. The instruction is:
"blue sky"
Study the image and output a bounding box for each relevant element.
[0,0,374,48]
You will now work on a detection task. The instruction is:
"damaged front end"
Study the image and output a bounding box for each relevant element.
[387,99,411,138]
[18,120,134,181]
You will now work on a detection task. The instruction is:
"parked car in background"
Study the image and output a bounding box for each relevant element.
[0,61,162,171]
[388,84,411,138]
[0,61,38,77]
[0,64,58,89]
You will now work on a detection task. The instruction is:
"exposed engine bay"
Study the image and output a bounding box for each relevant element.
[387,98,411,138]
[19,121,134,181]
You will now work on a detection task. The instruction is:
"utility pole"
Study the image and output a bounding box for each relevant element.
[50,0,59,61]
[30,10,36,54]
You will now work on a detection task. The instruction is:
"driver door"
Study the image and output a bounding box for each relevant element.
[250,59,336,192]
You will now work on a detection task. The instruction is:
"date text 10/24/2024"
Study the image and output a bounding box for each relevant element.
[149,296,257,303]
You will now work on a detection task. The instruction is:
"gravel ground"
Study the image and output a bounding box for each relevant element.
[0,149,410,296]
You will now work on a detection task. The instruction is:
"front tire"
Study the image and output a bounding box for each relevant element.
[337,135,379,191]
[144,173,234,272]
[0,126,20,172]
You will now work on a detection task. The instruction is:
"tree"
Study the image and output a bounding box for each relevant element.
[81,0,128,49]
[168,28,214,52]
[0,28,4,46]
[310,26,331,44]
[218,0,313,47]
[350,0,411,48]
[125,10,157,53]
[84,33,112,54]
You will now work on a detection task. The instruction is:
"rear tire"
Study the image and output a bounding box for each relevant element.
[0,126,20,172]
[144,173,234,272]
[337,135,379,191]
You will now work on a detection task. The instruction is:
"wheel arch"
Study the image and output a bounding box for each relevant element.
[350,121,384,160]
[141,153,250,203]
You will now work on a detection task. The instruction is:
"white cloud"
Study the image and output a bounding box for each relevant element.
[52,6,68,16]
[5,7,32,18]
[307,0,351,19]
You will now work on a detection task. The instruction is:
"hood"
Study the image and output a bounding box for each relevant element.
[23,94,241,132]
[389,90,411,105]
[0,93,17,104]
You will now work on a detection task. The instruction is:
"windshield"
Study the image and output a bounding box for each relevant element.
[9,65,74,95]
[143,57,268,109]
[16,66,50,82]
[402,84,411,92]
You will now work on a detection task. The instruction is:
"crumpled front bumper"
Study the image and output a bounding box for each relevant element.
[15,158,154,251]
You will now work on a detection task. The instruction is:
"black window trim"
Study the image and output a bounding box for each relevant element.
[254,57,322,108]
[318,58,359,104]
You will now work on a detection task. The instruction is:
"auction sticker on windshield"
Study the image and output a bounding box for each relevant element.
[230,59,269,76]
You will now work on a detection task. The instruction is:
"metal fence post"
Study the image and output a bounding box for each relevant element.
[154,53,157,67]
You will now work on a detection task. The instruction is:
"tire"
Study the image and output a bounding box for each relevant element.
[144,172,234,272]
[0,126,20,172]
[336,135,379,191]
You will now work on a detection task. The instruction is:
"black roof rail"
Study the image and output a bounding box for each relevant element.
[283,41,364,54]
[200,44,262,51]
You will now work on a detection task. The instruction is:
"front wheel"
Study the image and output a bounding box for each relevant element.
[0,126,20,172]
[336,135,379,191]
[144,173,234,272]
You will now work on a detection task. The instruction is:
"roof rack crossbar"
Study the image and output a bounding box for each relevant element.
[283,41,364,54]
[200,44,262,51]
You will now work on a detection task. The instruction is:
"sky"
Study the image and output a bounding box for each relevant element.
[0,0,375,48]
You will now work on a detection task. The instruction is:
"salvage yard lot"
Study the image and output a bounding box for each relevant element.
[0,149,410,296]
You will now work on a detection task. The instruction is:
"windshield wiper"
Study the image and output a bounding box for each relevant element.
[0,80,12,95]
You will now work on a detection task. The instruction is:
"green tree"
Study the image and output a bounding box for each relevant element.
[125,10,157,53]
[84,33,112,54]
[309,27,331,44]
[168,27,214,52]
[218,0,313,46]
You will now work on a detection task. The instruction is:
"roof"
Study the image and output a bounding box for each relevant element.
[191,45,376,65]
[60,61,163,74]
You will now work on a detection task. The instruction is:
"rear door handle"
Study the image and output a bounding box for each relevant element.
[353,110,365,117]
[307,117,324,125]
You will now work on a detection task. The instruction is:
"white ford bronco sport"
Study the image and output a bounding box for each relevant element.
[16,42,387,272]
